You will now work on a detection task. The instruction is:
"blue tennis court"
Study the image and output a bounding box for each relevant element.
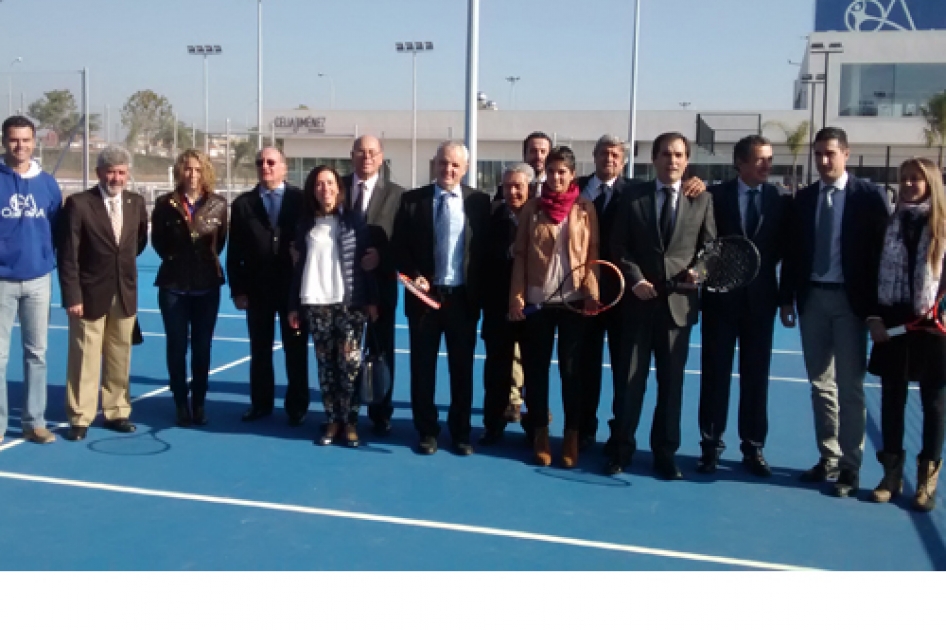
[0,248,943,571]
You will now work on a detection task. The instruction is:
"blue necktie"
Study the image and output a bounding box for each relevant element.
[745,189,760,238]
[812,186,836,276]
[266,191,279,226]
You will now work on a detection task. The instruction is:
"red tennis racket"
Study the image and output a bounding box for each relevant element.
[887,294,946,337]
[398,273,441,310]
[522,260,625,317]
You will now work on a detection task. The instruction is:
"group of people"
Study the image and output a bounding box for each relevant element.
[1,111,944,512]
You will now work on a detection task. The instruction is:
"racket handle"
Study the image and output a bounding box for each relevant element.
[523,304,541,316]
[887,325,906,337]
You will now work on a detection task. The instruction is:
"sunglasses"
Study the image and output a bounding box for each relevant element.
[255,158,279,168]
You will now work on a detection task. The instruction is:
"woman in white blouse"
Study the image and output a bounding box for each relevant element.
[289,166,378,447]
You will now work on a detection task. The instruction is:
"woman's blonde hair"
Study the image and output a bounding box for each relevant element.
[173,148,217,197]
[900,157,946,276]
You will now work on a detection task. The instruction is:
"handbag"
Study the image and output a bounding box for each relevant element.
[359,322,392,406]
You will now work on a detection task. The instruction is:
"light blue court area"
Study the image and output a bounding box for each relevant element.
[0,249,944,570]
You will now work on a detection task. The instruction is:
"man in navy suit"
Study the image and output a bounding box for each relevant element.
[780,127,889,497]
[697,135,791,476]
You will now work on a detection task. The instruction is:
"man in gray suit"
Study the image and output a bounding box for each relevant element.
[342,135,404,436]
[608,132,716,479]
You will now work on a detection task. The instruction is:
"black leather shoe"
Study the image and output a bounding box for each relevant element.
[503,403,522,423]
[833,469,859,498]
[241,407,272,422]
[191,405,207,426]
[287,410,306,427]
[742,452,772,477]
[103,419,136,433]
[799,460,840,483]
[66,426,88,441]
[452,440,473,456]
[579,434,595,452]
[478,428,504,446]
[654,458,683,480]
[696,455,718,474]
[418,436,438,455]
[371,419,392,436]
[175,405,193,428]
[605,458,624,476]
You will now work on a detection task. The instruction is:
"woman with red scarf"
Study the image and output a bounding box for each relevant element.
[509,146,599,468]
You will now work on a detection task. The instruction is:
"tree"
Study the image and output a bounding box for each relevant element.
[27,89,100,143]
[155,119,204,153]
[921,91,946,167]
[764,119,810,193]
[121,90,173,155]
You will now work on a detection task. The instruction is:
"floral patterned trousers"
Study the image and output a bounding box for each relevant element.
[305,304,367,426]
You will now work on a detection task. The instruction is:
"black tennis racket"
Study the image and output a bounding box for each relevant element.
[521,260,625,317]
[668,235,760,293]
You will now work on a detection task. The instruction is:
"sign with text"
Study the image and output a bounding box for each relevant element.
[273,115,326,134]
[815,0,946,32]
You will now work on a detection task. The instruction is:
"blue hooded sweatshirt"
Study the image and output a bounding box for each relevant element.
[0,159,62,280]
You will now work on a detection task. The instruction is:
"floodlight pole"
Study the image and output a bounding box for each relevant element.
[464,0,480,188]
[396,41,433,189]
[258,0,263,150]
[81,67,89,189]
[627,0,640,179]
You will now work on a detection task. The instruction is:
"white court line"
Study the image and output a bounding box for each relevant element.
[0,469,818,572]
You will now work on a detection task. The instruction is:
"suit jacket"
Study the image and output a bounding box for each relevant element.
[779,174,889,320]
[226,183,304,301]
[702,179,790,318]
[57,186,148,320]
[482,200,521,317]
[611,181,716,328]
[392,183,491,319]
[341,174,404,310]
[577,175,641,262]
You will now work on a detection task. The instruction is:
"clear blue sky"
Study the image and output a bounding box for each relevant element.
[1,0,815,133]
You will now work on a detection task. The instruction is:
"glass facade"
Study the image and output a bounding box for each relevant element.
[285,158,392,188]
[840,63,946,117]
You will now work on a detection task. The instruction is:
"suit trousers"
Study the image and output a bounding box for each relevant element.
[481,313,523,432]
[613,298,693,463]
[246,293,310,415]
[698,302,776,457]
[580,306,623,441]
[798,286,868,471]
[407,287,478,441]
[66,294,136,426]
[521,306,586,432]
[364,299,396,425]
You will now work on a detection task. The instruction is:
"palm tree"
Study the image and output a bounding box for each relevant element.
[921,91,946,167]
[765,120,810,193]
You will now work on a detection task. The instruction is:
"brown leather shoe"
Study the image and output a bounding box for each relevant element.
[533,427,551,467]
[561,430,579,469]
[23,427,56,444]
[344,423,360,448]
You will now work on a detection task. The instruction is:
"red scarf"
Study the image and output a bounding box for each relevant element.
[539,181,580,225]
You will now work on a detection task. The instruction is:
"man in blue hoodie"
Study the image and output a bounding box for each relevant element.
[0,115,62,445]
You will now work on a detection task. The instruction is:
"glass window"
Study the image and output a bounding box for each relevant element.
[840,63,946,117]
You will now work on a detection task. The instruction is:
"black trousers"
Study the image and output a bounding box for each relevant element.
[364,296,396,426]
[407,287,478,441]
[698,305,775,457]
[481,312,523,433]
[246,292,310,415]
[580,306,623,441]
[881,376,946,462]
[521,306,586,432]
[612,299,692,463]
[158,287,220,408]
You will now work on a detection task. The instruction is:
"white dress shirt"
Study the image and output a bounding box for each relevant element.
[811,171,849,283]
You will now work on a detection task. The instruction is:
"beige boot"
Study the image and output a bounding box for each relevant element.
[533,426,551,467]
[561,430,579,469]
[870,451,905,503]
[913,458,943,512]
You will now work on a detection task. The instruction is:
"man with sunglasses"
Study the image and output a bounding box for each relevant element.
[227,147,309,426]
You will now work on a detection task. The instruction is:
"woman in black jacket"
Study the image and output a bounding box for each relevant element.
[288,165,378,447]
[151,149,228,426]
[867,157,946,511]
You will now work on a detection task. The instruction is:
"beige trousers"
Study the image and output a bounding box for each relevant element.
[66,296,136,426]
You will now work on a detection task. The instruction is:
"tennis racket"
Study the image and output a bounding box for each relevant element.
[522,260,625,317]
[668,235,761,293]
[398,273,441,310]
[887,294,946,337]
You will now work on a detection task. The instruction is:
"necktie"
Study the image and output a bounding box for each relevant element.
[812,185,837,276]
[594,183,609,216]
[659,187,674,248]
[745,189,760,238]
[434,192,450,282]
[353,182,367,217]
[266,191,279,226]
[108,197,122,245]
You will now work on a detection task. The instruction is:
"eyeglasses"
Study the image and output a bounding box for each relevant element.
[353,150,380,158]
[255,158,279,168]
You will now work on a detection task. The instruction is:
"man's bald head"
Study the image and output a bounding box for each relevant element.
[352,135,384,180]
